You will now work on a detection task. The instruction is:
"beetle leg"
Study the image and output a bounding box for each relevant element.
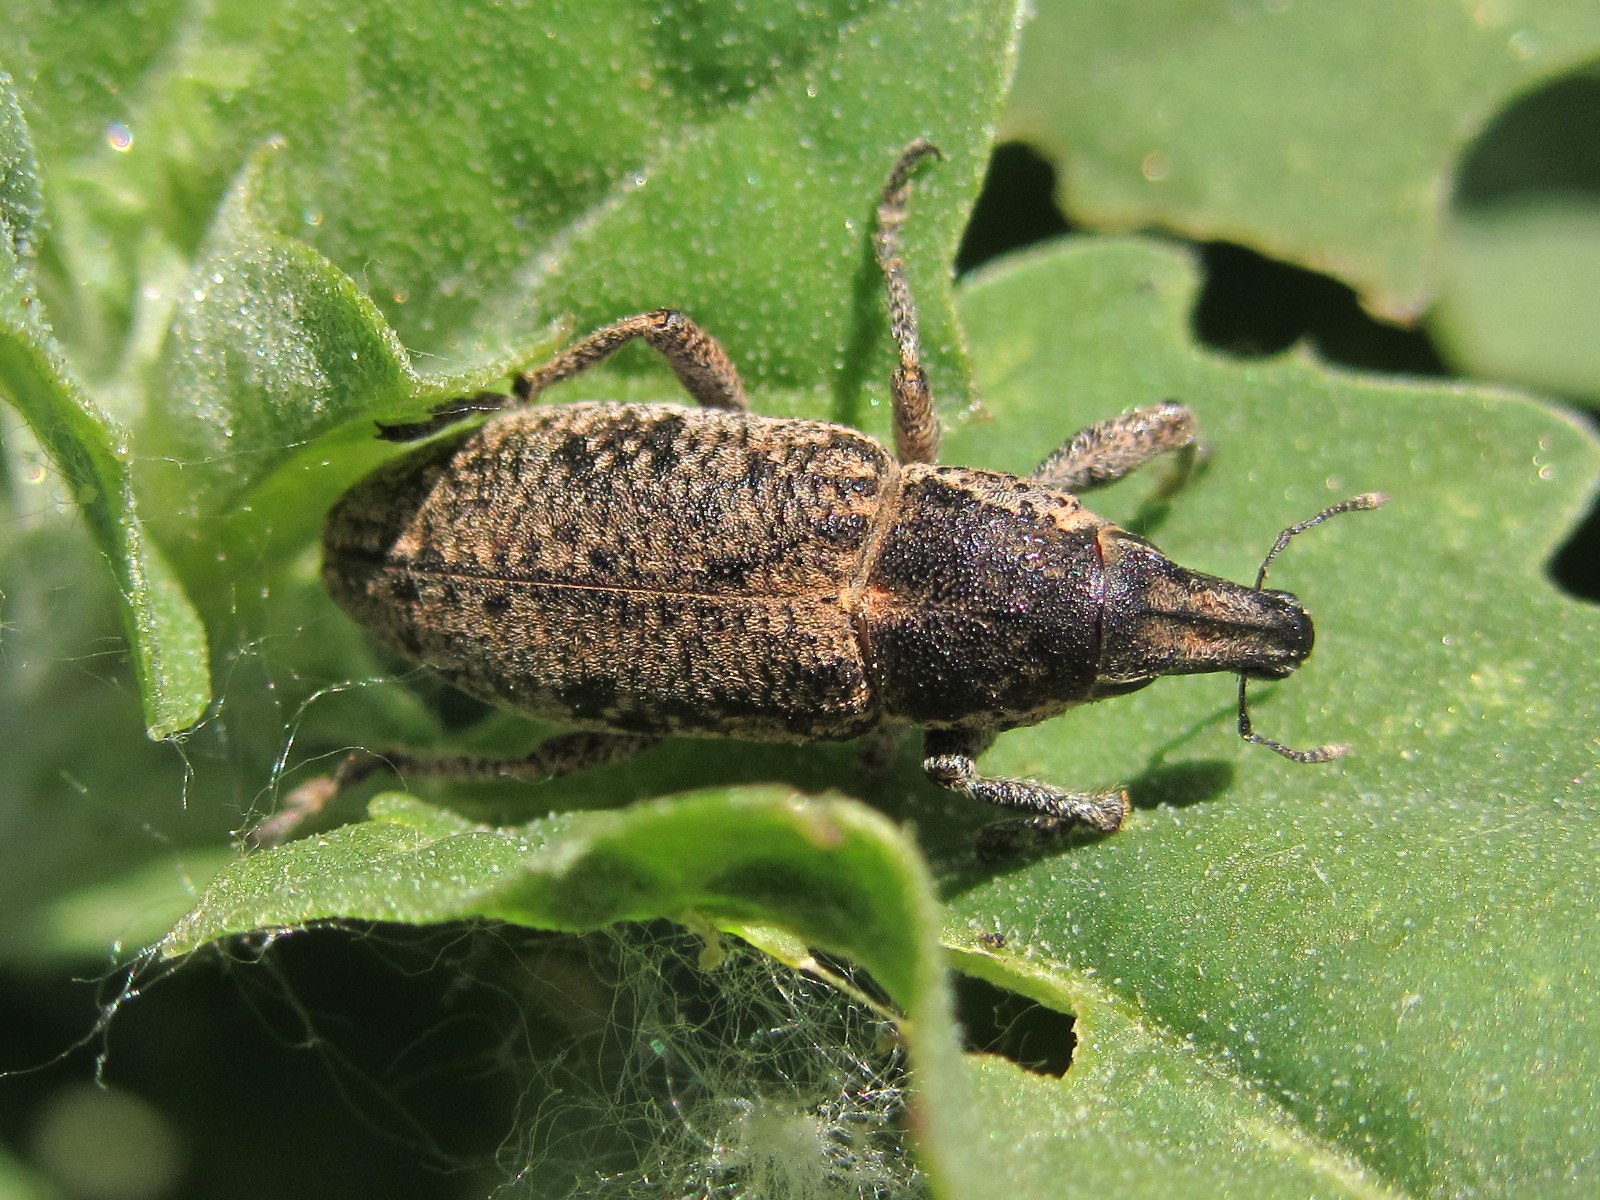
[853,725,905,788]
[245,731,661,849]
[378,309,748,442]
[922,728,1127,849]
[513,309,749,411]
[1030,402,1201,497]
[874,140,944,466]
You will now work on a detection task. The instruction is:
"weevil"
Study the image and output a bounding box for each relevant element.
[255,141,1383,852]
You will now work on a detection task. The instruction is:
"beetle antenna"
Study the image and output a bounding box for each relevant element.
[1239,492,1387,763]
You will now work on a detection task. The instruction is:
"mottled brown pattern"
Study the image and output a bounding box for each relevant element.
[324,402,896,741]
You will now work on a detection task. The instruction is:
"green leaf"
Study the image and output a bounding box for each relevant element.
[1005,0,1600,319]
[0,513,243,960]
[953,950,1400,1200]
[0,1,193,176]
[1435,198,1600,403]
[153,146,413,477]
[172,0,1006,390]
[1431,67,1600,405]
[169,790,993,1198]
[126,0,1018,585]
[138,144,506,572]
[5,3,1027,1190]
[0,1143,62,1200]
[0,70,209,739]
[0,70,45,262]
[932,239,1599,1197]
[8,2,1597,1195]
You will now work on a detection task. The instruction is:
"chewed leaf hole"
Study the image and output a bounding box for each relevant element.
[1192,241,1446,375]
[955,141,1074,274]
[954,972,1076,1078]
[1550,485,1600,602]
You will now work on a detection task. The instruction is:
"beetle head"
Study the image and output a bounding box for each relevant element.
[1093,493,1386,763]
[1093,530,1313,689]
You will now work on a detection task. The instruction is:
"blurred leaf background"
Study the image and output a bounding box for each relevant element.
[2,2,1596,1198]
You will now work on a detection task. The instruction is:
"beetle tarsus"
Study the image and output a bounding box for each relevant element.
[242,749,386,849]
[243,774,339,850]
[923,731,1127,848]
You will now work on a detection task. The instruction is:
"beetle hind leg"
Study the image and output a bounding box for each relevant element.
[1031,402,1201,497]
[922,729,1127,855]
[511,308,749,413]
[246,731,661,848]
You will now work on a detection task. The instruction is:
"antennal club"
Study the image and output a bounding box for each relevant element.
[1239,492,1387,763]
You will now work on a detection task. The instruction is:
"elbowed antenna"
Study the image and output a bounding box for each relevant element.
[1238,492,1388,763]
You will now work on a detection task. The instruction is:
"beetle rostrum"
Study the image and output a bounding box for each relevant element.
[254,141,1383,853]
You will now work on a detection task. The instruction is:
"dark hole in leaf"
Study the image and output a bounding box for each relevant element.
[954,971,1075,1077]
[1550,468,1600,603]
[958,143,1447,378]
[1192,241,1447,376]
[956,142,1074,275]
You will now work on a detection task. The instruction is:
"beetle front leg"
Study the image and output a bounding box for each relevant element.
[379,309,749,442]
[922,728,1127,852]
[1031,402,1200,496]
[246,731,661,849]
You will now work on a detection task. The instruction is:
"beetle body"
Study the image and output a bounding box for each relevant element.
[324,400,1309,746]
[256,141,1376,854]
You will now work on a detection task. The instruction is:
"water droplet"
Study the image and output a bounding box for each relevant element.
[105,123,134,152]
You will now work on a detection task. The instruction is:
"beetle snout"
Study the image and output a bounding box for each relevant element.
[1096,531,1315,685]
[1239,588,1313,679]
